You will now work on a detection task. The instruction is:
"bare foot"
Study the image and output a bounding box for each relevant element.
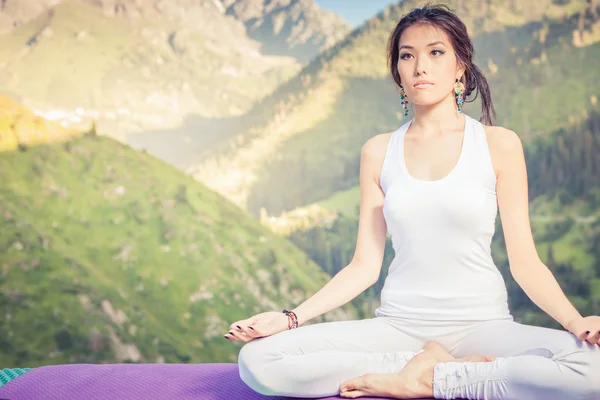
[339,349,437,399]
[338,341,495,399]
[423,341,496,363]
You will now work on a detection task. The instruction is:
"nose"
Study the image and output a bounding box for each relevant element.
[415,55,429,75]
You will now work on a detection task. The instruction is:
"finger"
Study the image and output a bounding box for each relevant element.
[583,330,593,343]
[236,324,259,339]
[577,330,591,342]
[226,319,259,342]
[229,319,253,331]
[247,322,266,338]
[587,330,600,345]
[225,330,245,343]
[224,331,238,342]
[231,329,254,343]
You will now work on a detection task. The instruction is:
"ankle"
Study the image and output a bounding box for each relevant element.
[417,365,435,391]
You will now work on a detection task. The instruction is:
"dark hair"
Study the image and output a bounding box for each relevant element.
[387,2,496,125]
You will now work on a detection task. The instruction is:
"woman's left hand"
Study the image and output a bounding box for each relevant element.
[566,316,600,346]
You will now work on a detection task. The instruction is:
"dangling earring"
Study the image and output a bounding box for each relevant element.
[400,85,409,119]
[454,78,465,114]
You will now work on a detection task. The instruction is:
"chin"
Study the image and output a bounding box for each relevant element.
[408,94,444,107]
[408,97,443,106]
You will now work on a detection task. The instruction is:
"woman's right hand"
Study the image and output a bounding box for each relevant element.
[225,311,292,343]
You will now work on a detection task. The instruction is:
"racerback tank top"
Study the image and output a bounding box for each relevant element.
[374,114,514,322]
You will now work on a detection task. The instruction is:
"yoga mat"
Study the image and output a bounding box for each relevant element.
[0,363,417,400]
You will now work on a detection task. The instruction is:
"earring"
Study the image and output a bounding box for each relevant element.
[454,79,465,114]
[400,85,409,119]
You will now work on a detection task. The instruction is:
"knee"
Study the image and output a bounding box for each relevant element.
[237,341,281,396]
[587,376,600,400]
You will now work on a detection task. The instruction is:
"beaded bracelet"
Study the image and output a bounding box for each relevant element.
[282,309,299,329]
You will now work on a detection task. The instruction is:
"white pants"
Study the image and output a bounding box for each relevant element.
[237,316,600,399]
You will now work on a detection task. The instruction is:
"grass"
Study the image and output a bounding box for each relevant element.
[0,127,359,368]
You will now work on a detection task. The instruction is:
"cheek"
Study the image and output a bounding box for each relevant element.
[396,64,408,84]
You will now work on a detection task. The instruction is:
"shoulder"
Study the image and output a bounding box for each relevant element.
[480,124,524,176]
[361,132,394,184]
[481,124,522,153]
[361,132,393,157]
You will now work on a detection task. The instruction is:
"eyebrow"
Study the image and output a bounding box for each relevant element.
[399,41,446,50]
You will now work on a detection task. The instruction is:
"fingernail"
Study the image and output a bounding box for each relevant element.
[229,331,234,335]
[224,335,229,339]
[586,331,591,334]
[249,327,254,330]
[236,325,241,329]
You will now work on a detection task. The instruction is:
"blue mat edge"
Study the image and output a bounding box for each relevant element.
[0,368,35,389]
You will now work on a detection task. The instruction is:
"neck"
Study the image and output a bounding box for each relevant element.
[411,94,463,134]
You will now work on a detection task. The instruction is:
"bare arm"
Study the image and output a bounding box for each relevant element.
[291,135,390,325]
[492,126,582,330]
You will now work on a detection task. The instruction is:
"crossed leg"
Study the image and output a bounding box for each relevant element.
[238,316,425,398]
[339,341,495,399]
[339,319,600,400]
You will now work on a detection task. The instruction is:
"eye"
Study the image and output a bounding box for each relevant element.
[399,53,412,60]
[432,49,445,56]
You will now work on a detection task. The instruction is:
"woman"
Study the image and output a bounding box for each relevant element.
[225,3,600,399]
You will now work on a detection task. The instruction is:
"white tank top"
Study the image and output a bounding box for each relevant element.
[374,114,514,322]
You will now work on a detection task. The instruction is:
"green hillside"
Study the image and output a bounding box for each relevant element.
[0,97,358,368]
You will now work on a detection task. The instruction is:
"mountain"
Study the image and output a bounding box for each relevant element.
[0,0,60,35]
[0,94,358,368]
[157,0,600,216]
[0,0,349,139]
[221,0,352,62]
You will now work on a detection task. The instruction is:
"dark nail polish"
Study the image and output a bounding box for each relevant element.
[229,331,234,335]
[586,331,591,334]
[249,327,254,330]
[224,335,229,339]
[237,325,241,329]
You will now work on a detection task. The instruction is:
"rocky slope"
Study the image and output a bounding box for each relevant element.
[222,0,351,61]
[0,0,350,139]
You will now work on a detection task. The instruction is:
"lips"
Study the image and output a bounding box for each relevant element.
[414,81,434,88]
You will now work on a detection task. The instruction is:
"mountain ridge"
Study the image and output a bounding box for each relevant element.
[171,0,600,215]
[0,0,351,138]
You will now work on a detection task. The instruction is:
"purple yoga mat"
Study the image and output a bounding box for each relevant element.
[0,363,401,400]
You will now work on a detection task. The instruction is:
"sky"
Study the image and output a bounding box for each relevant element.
[314,0,398,27]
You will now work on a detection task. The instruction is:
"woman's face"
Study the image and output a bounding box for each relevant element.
[397,23,464,106]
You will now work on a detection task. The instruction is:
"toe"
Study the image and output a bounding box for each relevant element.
[340,379,357,392]
[340,390,365,398]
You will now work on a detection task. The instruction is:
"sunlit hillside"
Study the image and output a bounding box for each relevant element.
[0,96,358,368]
